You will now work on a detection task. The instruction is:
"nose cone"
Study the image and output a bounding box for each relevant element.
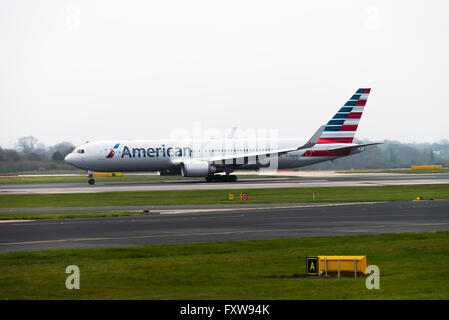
[65,153,85,169]
[65,153,76,166]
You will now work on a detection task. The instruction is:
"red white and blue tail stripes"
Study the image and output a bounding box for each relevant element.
[316,88,371,144]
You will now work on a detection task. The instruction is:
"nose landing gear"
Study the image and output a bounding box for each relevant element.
[87,171,95,185]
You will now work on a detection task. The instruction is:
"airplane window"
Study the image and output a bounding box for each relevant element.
[77,149,85,154]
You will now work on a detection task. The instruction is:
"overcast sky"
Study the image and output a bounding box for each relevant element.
[1,0,448,148]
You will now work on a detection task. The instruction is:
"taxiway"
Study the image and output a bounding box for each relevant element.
[1,200,448,252]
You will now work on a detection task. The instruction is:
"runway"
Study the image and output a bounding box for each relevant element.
[1,173,449,194]
[0,200,448,252]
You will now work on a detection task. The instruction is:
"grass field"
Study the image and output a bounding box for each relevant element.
[339,169,449,174]
[0,231,448,299]
[0,184,448,209]
[0,211,154,220]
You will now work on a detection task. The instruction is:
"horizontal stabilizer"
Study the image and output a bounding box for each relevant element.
[328,142,382,152]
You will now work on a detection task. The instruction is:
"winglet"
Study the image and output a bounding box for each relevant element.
[297,125,326,150]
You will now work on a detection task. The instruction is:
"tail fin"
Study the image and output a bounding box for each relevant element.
[317,88,371,144]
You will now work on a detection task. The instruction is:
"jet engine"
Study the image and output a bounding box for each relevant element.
[180,160,216,177]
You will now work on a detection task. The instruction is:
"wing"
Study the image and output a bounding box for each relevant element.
[201,125,325,164]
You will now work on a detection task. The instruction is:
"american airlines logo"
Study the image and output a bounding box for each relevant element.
[106,143,120,158]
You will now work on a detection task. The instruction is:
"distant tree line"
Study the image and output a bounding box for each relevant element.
[0,136,448,174]
[303,139,449,170]
[0,136,76,173]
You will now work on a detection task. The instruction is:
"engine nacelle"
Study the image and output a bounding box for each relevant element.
[180,160,216,177]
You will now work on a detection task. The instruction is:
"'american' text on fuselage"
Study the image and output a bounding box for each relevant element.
[121,146,193,158]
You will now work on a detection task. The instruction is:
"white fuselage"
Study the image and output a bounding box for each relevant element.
[64,88,374,177]
[65,138,358,173]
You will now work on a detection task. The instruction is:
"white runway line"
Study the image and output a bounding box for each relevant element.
[157,201,385,215]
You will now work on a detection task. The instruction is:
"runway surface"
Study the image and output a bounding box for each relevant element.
[1,173,449,194]
[1,200,448,252]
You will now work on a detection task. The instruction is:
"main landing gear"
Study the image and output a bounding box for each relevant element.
[205,174,237,182]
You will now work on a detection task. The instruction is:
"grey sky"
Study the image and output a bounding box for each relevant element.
[1,0,448,148]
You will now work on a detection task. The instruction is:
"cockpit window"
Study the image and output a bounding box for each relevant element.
[76,149,85,154]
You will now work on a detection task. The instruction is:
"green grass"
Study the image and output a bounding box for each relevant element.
[0,231,448,299]
[0,184,448,208]
[339,169,449,174]
[0,211,155,220]
[0,169,85,175]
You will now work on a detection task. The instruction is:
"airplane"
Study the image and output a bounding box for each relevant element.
[65,88,379,185]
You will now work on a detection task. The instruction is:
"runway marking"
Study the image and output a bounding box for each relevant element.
[1,223,447,247]
[0,220,35,223]
[0,201,386,217]
[6,214,248,227]
[157,201,386,215]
